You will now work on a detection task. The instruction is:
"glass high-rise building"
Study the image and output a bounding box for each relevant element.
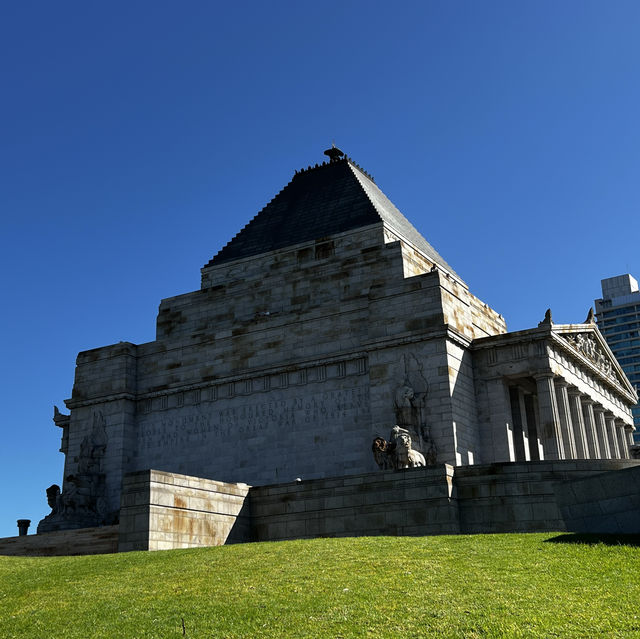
[595,274,640,442]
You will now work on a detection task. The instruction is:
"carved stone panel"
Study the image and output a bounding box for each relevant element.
[561,332,621,384]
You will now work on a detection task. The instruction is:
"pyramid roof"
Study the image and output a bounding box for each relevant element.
[205,153,460,280]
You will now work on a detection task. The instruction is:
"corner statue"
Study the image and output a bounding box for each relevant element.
[38,410,112,533]
[371,426,428,470]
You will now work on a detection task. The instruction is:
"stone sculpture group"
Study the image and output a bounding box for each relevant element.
[38,410,112,533]
[371,425,427,470]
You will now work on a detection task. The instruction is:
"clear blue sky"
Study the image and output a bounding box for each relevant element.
[1,1,639,538]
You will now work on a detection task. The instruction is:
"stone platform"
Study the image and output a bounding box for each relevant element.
[3,459,638,556]
[0,525,118,556]
[553,464,640,534]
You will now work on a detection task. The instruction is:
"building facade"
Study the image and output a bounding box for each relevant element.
[37,148,638,533]
[595,274,640,441]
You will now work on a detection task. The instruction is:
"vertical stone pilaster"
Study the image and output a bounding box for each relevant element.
[605,413,620,458]
[593,406,611,459]
[534,374,564,460]
[567,388,589,459]
[554,381,576,459]
[581,399,601,459]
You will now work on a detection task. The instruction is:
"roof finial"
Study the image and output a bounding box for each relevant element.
[324,144,345,163]
[538,308,553,327]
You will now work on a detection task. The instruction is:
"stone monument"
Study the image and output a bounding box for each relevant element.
[35,146,637,533]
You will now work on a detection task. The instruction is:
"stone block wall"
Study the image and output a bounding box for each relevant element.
[5,460,640,556]
[118,470,251,552]
[251,460,640,540]
[60,223,512,512]
[251,465,459,541]
[553,464,640,533]
[0,525,118,556]
[456,459,639,533]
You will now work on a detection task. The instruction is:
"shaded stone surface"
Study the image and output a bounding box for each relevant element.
[554,464,640,533]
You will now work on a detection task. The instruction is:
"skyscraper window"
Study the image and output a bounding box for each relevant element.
[596,274,640,442]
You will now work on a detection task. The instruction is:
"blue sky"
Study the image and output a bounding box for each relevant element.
[1,1,639,538]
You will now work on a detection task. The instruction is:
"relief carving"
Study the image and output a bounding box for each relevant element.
[38,411,112,533]
[392,354,436,463]
[53,405,70,456]
[564,333,615,379]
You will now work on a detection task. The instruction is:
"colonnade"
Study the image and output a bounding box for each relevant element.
[509,374,633,461]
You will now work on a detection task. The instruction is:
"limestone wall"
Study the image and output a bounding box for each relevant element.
[251,465,459,540]
[57,222,512,520]
[249,461,640,542]
[118,470,251,552]
[454,459,637,533]
[7,461,640,556]
[0,525,118,556]
[553,464,640,533]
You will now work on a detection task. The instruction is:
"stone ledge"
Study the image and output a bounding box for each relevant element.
[0,525,118,556]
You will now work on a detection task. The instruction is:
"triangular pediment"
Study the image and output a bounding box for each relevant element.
[555,325,636,395]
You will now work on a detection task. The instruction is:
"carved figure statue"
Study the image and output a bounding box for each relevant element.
[38,410,112,533]
[390,425,426,469]
[371,437,394,470]
[391,354,437,462]
[46,484,61,509]
[394,382,417,429]
[371,426,427,471]
[567,332,614,378]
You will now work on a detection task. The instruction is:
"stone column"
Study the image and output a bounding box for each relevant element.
[567,388,589,459]
[605,412,621,458]
[486,378,517,462]
[554,381,576,459]
[523,393,542,461]
[508,386,527,461]
[626,425,636,448]
[616,419,629,458]
[581,399,601,459]
[593,406,612,459]
[534,374,565,460]
[518,389,531,461]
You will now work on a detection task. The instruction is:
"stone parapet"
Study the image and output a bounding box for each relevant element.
[5,461,640,556]
[553,464,640,533]
[251,464,459,541]
[0,525,118,556]
[454,459,638,534]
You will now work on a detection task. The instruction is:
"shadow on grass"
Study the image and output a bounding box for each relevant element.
[545,533,640,547]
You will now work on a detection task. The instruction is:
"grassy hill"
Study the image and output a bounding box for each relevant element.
[2,533,640,638]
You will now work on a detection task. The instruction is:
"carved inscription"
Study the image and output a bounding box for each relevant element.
[137,387,369,452]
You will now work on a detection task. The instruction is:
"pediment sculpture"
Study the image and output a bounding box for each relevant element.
[562,332,616,379]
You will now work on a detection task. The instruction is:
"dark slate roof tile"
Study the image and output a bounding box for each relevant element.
[205,157,460,281]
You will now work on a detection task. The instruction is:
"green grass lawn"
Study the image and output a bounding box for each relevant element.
[1,533,640,638]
